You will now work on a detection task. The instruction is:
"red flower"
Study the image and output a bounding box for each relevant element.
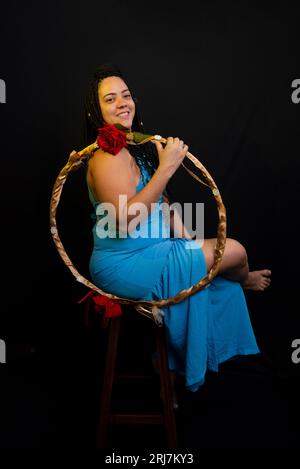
[78,290,122,328]
[97,123,128,155]
[78,290,122,318]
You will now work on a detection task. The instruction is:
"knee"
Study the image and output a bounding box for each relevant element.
[227,238,248,267]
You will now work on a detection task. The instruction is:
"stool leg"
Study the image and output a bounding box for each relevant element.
[96,316,121,448]
[156,326,178,448]
[83,296,92,329]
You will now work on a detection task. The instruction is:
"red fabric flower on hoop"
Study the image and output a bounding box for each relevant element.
[97,123,128,155]
[78,290,122,318]
[78,290,122,328]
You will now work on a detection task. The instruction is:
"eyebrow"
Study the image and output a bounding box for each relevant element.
[103,88,130,98]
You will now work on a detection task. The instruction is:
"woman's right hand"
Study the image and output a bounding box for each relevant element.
[152,137,188,178]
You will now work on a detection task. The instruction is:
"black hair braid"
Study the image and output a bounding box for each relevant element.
[83,63,159,183]
[83,77,104,145]
[127,141,159,185]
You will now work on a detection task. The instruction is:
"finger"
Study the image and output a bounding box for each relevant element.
[152,140,163,151]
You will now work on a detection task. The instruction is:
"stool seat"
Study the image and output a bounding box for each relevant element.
[95,314,177,448]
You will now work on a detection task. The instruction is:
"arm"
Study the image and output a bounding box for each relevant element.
[163,192,193,239]
[89,137,188,234]
[89,148,172,233]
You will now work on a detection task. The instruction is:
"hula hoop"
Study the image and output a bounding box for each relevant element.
[50,133,226,322]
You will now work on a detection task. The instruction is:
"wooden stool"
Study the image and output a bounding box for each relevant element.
[95,314,177,448]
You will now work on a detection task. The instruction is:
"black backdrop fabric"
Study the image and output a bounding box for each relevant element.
[0,1,299,448]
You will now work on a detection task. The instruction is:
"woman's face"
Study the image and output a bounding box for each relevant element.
[98,76,135,129]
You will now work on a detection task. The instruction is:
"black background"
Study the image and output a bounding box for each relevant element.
[0,0,299,448]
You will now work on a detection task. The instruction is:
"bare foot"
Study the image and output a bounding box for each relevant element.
[242,269,271,291]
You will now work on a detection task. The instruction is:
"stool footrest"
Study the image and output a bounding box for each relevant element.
[114,374,154,382]
[110,414,164,425]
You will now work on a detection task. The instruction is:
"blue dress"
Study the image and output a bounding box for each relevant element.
[88,165,259,391]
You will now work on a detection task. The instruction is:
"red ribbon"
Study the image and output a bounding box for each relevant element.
[77,290,122,318]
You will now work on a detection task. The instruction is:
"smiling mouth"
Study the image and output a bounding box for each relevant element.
[117,111,130,118]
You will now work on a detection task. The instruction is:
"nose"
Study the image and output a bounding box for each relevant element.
[116,95,127,108]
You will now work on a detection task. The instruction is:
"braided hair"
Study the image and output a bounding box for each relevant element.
[83,63,159,184]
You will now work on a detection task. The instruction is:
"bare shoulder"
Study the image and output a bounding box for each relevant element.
[88,148,129,171]
[88,148,127,180]
[87,148,136,203]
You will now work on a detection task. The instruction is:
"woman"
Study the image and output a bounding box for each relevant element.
[84,63,271,394]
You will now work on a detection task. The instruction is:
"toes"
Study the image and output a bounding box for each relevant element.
[260,279,271,290]
[263,269,271,277]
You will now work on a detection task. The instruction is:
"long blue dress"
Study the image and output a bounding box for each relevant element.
[88,164,259,391]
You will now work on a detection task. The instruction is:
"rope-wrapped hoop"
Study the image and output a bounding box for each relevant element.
[50,133,226,323]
